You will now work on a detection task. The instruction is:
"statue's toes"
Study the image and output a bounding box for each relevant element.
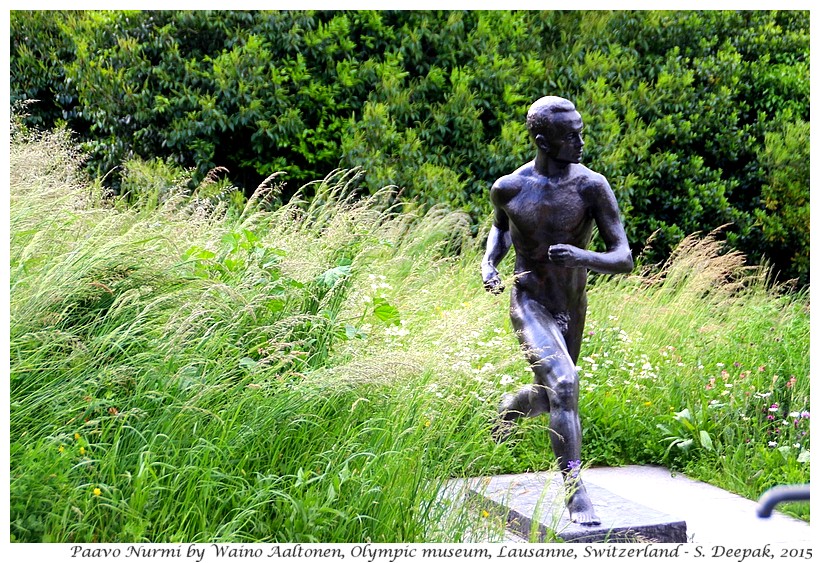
[573,513,602,526]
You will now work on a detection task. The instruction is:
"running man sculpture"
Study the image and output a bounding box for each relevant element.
[481,96,634,525]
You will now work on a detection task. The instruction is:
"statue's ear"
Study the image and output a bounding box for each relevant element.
[534,133,550,151]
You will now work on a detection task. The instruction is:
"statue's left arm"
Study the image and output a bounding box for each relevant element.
[548,177,634,274]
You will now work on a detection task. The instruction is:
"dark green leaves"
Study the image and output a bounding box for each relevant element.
[10,10,810,284]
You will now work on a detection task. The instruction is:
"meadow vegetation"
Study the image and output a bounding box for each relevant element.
[9,129,809,542]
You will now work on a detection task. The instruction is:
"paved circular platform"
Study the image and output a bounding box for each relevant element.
[581,465,811,546]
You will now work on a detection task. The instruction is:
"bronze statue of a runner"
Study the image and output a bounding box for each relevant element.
[481,96,634,525]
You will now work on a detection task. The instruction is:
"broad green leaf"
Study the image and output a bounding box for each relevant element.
[699,430,713,451]
[373,298,400,325]
[317,265,351,287]
[239,357,258,370]
[676,438,694,450]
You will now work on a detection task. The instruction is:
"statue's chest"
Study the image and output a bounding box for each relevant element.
[506,187,589,236]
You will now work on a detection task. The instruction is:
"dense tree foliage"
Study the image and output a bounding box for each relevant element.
[10,10,810,283]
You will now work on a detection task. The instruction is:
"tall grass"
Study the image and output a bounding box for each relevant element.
[577,233,810,518]
[10,129,809,542]
[9,129,510,543]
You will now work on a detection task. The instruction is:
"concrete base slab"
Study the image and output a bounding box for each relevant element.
[582,465,811,546]
[458,471,687,543]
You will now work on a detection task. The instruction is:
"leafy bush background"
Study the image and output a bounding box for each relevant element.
[10,10,810,283]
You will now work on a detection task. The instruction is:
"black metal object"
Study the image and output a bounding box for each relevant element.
[757,485,810,518]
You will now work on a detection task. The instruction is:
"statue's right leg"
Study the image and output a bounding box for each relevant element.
[499,383,551,420]
[491,292,555,442]
[492,383,550,442]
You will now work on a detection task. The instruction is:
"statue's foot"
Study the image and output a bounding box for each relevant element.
[498,392,515,414]
[567,488,601,526]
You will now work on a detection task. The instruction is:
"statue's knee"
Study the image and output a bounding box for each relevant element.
[526,383,546,398]
[550,375,579,405]
[525,384,547,408]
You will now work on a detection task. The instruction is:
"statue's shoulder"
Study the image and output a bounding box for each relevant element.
[490,163,532,205]
[575,165,612,195]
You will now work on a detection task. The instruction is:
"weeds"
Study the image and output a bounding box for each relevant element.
[9,130,809,542]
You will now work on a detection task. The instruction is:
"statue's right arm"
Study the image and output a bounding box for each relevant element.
[481,180,514,294]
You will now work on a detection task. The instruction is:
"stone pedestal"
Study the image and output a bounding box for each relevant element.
[459,471,687,543]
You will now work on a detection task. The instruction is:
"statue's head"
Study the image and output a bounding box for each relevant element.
[526,96,584,162]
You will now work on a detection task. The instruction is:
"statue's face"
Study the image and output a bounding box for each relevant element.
[544,111,584,164]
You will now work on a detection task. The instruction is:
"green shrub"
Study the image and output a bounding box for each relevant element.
[10,9,810,283]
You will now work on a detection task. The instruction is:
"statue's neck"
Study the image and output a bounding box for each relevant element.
[534,150,571,178]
